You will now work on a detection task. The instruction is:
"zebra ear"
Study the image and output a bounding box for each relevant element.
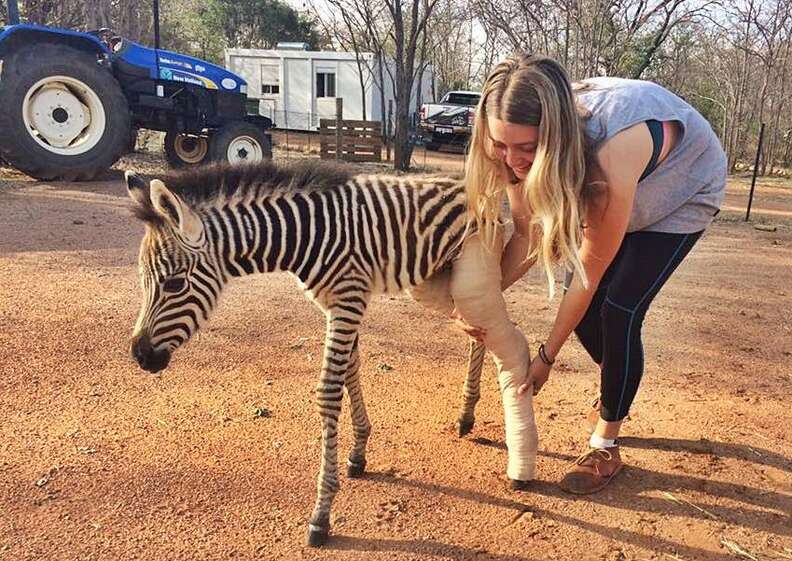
[149,179,203,242]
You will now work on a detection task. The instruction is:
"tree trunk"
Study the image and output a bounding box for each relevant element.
[378,54,387,133]
[764,29,791,174]
[394,85,414,171]
[728,0,756,172]
[84,0,111,29]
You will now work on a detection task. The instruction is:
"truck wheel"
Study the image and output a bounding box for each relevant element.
[209,121,272,165]
[164,132,209,167]
[0,44,131,181]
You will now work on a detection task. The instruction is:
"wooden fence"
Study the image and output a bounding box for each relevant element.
[319,119,383,163]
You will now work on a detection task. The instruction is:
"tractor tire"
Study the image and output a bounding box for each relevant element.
[209,121,272,165]
[0,44,131,181]
[126,127,139,154]
[164,132,210,168]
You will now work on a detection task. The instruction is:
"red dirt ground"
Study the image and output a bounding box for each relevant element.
[1,150,790,561]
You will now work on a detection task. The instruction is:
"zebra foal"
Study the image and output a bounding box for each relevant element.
[125,160,498,546]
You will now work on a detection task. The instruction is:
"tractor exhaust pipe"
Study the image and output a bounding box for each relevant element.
[152,0,160,50]
[8,0,21,25]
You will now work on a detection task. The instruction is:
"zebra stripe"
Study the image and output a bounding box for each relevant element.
[458,339,488,437]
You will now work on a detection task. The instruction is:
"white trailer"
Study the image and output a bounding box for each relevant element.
[225,46,434,131]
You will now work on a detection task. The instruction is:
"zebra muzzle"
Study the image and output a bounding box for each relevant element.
[130,334,171,373]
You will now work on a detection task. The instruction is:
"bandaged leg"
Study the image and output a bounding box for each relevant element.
[449,232,538,482]
[410,233,538,480]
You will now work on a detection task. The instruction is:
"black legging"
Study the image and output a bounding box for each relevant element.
[566,230,703,422]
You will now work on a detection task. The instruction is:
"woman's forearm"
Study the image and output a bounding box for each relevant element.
[501,232,535,290]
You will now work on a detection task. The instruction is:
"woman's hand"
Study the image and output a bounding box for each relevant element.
[518,355,552,396]
[450,307,486,342]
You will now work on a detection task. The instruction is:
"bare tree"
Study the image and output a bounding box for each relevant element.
[426,0,473,95]
[473,0,718,79]
[384,0,443,170]
[312,0,375,119]
[750,0,792,173]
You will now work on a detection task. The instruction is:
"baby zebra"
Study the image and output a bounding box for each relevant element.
[126,160,491,546]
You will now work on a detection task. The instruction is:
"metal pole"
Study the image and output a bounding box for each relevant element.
[153,0,161,50]
[745,122,766,222]
[8,0,20,24]
[335,97,343,161]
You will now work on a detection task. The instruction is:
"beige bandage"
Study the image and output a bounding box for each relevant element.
[411,231,538,481]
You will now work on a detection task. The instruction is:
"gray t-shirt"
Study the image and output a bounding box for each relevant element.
[576,77,727,233]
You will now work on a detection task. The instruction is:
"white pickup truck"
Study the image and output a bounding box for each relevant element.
[418,90,481,150]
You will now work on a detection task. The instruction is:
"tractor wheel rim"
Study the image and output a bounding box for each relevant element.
[174,135,208,164]
[226,135,263,164]
[22,76,106,156]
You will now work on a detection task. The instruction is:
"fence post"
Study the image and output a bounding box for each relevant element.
[335,98,343,161]
[745,122,766,222]
[386,100,393,162]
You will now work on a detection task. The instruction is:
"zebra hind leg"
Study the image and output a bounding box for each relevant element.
[458,339,486,437]
[344,335,371,477]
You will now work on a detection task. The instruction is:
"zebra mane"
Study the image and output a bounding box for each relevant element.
[166,159,354,206]
[131,159,356,227]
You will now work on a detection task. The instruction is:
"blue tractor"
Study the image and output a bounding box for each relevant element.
[0,0,273,180]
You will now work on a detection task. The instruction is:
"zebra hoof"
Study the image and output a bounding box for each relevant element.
[457,418,475,438]
[347,458,367,478]
[509,479,532,492]
[306,523,330,547]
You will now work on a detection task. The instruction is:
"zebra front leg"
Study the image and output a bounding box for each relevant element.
[307,303,366,547]
[450,232,538,486]
[458,339,486,437]
[344,335,371,477]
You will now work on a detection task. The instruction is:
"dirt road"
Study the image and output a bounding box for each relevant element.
[1,153,790,560]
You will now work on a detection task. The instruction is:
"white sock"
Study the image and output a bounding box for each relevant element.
[589,433,617,450]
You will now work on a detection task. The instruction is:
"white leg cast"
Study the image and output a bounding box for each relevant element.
[449,232,538,482]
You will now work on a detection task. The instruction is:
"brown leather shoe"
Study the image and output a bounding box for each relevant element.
[585,398,602,433]
[559,446,623,494]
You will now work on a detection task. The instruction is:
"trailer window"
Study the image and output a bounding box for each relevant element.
[261,65,280,96]
[316,72,336,98]
[444,93,480,106]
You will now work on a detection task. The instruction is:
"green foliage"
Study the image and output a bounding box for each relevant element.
[162,0,327,64]
[3,0,325,65]
[611,33,660,78]
[212,0,325,49]
[161,0,227,63]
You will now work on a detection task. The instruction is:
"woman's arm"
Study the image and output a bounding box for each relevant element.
[519,123,652,395]
[501,183,537,290]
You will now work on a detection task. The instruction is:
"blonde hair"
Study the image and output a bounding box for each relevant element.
[465,53,595,298]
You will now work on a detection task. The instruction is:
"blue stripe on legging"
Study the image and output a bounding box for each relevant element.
[604,298,633,314]
[613,234,690,419]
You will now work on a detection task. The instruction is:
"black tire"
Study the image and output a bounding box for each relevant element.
[126,127,139,154]
[164,131,210,168]
[0,44,131,181]
[425,141,441,151]
[209,120,272,164]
